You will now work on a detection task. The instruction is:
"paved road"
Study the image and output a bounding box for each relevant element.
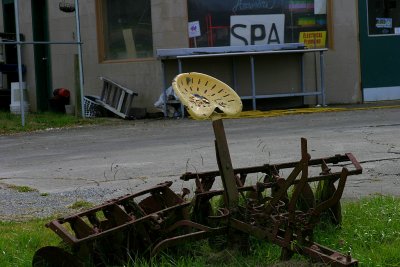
[0,107,399,218]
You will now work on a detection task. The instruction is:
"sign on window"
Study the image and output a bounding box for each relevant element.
[367,0,400,35]
[299,31,327,48]
[230,14,285,46]
[188,21,201,38]
[375,18,392,29]
[187,0,329,48]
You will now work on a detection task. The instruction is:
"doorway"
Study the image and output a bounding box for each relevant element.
[2,0,17,88]
[359,0,400,101]
[31,0,52,110]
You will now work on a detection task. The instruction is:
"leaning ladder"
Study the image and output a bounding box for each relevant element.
[98,77,138,119]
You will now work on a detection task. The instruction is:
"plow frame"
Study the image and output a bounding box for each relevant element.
[177,119,362,266]
[34,119,362,267]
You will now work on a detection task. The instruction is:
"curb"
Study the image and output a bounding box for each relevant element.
[221,105,400,119]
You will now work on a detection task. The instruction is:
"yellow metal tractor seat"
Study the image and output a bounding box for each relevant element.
[172,72,242,119]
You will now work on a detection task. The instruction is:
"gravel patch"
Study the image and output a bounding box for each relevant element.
[0,183,129,221]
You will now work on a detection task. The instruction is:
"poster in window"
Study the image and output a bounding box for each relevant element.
[188,21,201,38]
[299,31,326,48]
[315,0,327,15]
[187,0,329,47]
[376,18,392,29]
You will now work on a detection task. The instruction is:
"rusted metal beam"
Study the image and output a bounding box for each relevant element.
[213,118,239,209]
[180,153,362,181]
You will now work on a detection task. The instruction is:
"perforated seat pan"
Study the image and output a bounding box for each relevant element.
[172,72,242,119]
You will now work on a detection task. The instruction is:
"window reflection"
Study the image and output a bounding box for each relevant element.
[100,0,153,60]
[368,0,400,35]
[187,0,329,48]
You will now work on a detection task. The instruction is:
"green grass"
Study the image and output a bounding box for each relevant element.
[0,195,399,266]
[315,195,400,266]
[0,219,59,267]
[7,185,38,193]
[0,111,111,135]
[68,200,94,210]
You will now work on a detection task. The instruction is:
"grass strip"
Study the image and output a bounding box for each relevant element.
[0,111,110,135]
[0,195,399,266]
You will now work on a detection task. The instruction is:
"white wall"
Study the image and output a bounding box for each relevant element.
[325,0,362,104]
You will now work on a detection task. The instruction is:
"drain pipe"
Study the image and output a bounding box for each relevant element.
[14,0,25,126]
[74,0,85,118]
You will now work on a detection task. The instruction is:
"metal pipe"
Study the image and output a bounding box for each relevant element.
[178,59,182,73]
[14,0,25,126]
[239,91,321,100]
[74,0,85,118]
[320,51,326,106]
[232,57,237,91]
[161,61,168,117]
[175,48,328,59]
[300,53,305,105]
[0,41,83,45]
[250,56,256,110]
[178,59,184,118]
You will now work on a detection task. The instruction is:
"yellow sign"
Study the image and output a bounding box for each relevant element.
[299,31,326,48]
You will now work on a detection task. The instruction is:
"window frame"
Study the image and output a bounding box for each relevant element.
[186,0,334,49]
[95,0,155,63]
[365,0,400,37]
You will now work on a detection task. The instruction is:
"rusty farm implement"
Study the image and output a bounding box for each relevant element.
[33,72,362,266]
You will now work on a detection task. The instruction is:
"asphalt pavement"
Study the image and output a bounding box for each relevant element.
[0,105,399,216]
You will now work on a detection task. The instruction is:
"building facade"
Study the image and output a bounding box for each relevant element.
[0,0,399,113]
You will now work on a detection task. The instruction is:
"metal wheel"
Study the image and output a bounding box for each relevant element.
[32,246,83,267]
[280,247,295,261]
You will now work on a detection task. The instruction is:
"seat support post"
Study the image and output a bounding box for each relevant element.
[212,118,239,210]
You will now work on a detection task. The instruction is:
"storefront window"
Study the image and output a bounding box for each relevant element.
[187,0,329,48]
[367,0,400,35]
[97,0,153,61]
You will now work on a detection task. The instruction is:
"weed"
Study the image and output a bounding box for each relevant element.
[8,185,38,193]
[68,200,93,210]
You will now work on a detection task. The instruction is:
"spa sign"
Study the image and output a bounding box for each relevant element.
[230,14,285,45]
